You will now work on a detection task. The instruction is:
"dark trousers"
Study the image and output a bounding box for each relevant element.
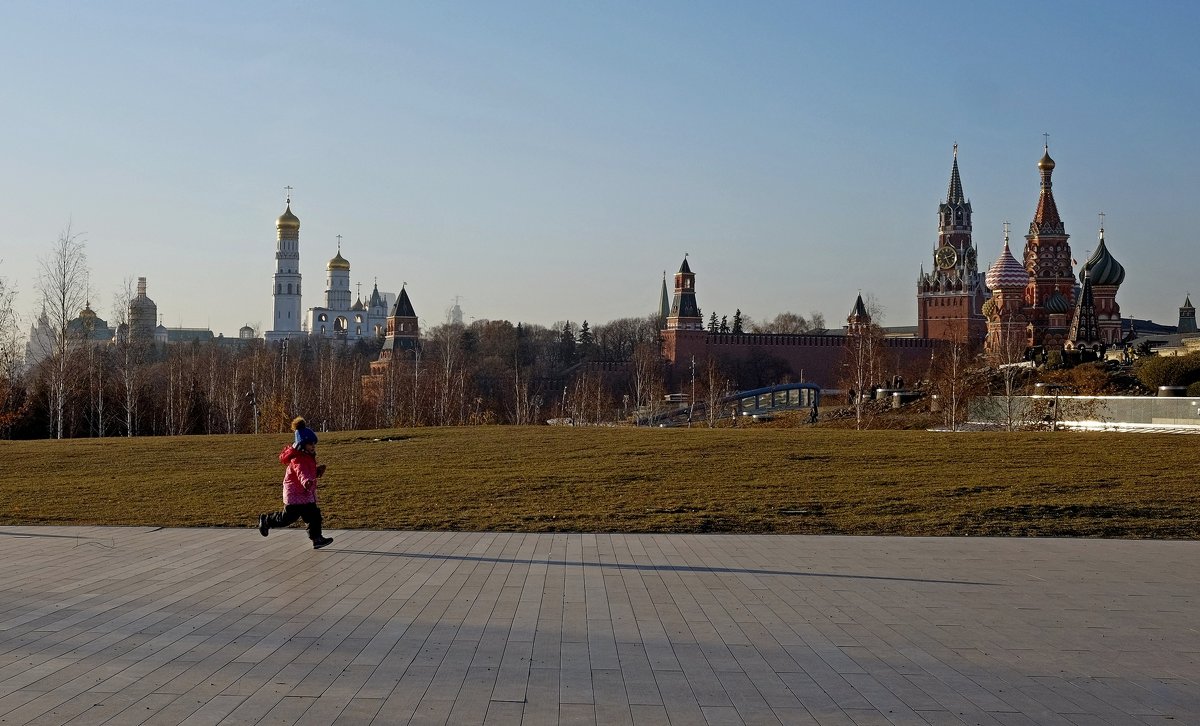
[265,503,323,541]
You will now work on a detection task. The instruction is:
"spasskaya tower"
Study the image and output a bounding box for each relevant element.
[917,145,987,342]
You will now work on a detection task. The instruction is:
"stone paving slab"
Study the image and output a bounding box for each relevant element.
[0,527,1195,725]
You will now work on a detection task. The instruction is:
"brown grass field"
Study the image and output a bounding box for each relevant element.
[2,426,1196,538]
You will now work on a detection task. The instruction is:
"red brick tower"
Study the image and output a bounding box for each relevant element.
[660,256,706,365]
[917,145,987,343]
[847,293,871,334]
[370,285,420,375]
[1022,144,1076,350]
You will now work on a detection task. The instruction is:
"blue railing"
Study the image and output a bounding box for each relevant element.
[647,382,822,426]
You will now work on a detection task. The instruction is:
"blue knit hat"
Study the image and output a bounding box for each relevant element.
[294,426,318,448]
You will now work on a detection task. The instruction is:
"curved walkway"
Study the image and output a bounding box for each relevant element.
[0,528,1195,724]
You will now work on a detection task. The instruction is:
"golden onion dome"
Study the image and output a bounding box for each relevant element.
[276,204,300,230]
[1037,148,1056,170]
[327,251,350,271]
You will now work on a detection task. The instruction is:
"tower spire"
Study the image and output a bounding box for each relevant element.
[1031,141,1063,235]
[947,143,965,204]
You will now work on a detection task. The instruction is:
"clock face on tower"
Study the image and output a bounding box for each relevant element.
[935,245,958,270]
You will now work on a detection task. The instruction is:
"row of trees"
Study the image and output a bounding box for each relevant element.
[3,314,679,438]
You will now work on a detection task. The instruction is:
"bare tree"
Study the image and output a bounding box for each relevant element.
[630,341,663,424]
[929,330,980,431]
[111,277,150,436]
[984,325,1033,430]
[842,296,886,430]
[700,355,732,427]
[36,226,89,438]
[750,311,827,334]
[0,271,24,437]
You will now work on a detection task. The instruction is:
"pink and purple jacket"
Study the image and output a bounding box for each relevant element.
[279,445,319,505]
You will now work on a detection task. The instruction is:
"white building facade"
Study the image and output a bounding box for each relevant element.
[304,245,388,341]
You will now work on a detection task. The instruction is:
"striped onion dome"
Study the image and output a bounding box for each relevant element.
[986,237,1028,291]
[1084,228,1125,286]
[1045,290,1070,315]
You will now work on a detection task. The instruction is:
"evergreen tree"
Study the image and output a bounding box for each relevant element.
[707,312,718,333]
[578,320,594,360]
[559,321,577,366]
[732,309,744,334]
[719,315,729,334]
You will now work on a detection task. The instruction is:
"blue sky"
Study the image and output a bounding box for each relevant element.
[1,1,1197,335]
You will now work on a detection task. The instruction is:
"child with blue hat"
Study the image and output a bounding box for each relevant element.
[257,416,332,549]
[293,417,318,449]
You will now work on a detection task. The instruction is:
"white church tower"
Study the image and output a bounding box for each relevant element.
[266,191,303,342]
[325,236,352,311]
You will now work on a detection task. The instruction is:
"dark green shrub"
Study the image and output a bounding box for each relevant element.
[1133,351,1200,390]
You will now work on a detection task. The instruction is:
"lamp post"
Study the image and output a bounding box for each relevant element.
[1035,383,1067,431]
[689,355,695,427]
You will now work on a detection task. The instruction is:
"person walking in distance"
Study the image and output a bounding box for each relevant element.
[258,417,333,550]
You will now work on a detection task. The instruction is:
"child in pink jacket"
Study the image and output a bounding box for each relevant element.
[257,417,333,550]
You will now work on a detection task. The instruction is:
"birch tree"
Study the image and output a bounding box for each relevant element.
[36,226,88,438]
[0,272,24,437]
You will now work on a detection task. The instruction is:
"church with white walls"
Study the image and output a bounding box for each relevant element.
[265,194,407,343]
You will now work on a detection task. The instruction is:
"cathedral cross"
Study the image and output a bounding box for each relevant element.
[284,185,293,203]
[1042,132,1050,150]
[336,234,342,252]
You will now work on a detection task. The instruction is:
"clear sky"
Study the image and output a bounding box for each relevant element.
[1,1,1197,336]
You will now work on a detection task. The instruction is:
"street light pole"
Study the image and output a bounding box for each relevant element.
[1036,382,1066,431]
[689,355,695,427]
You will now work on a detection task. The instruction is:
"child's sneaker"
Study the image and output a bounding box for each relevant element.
[313,537,333,550]
[258,514,270,537]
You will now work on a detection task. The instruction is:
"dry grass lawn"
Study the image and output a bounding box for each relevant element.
[2,426,1196,538]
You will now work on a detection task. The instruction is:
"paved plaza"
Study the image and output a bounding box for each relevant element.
[0,527,1195,725]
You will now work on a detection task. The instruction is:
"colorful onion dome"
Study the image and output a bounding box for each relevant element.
[981,298,997,317]
[1045,290,1070,315]
[985,237,1028,291]
[1084,228,1125,286]
[276,204,300,231]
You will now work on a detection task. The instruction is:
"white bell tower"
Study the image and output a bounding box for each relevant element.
[266,189,303,341]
